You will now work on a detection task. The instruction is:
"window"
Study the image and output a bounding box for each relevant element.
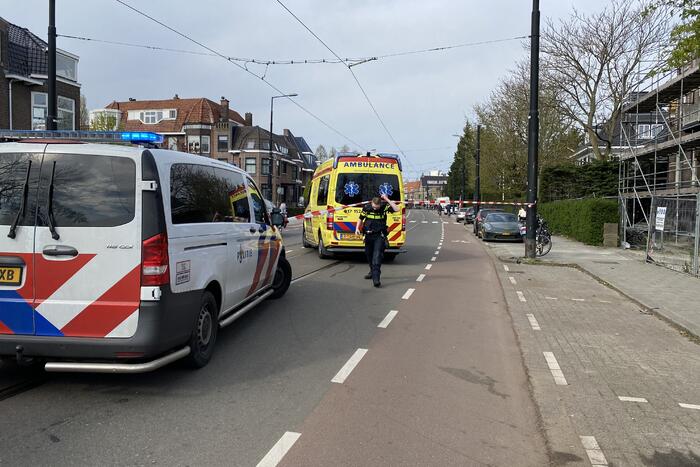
[247,179,269,224]
[40,153,136,227]
[201,135,210,154]
[335,173,401,205]
[245,157,256,174]
[170,164,217,224]
[261,158,271,175]
[262,141,271,151]
[31,92,47,130]
[0,153,41,227]
[217,135,229,152]
[214,168,251,223]
[135,109,175,124]
[56,52,77,81]
[167,137,178,151]
[282,162,288,174]
[637,124,663,139]
[292,165,299,180]
[246,140,256,149]
[316,175,330,205]
[169,109,177,119]
[57,96,75,130]
[187,136,201,153]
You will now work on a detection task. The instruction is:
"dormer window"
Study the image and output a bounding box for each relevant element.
[127,109,177,124]
[56,51,78,81]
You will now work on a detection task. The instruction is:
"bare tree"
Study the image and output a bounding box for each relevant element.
[542,0,670,160]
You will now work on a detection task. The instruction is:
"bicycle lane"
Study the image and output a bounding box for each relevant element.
[276,219,548,466]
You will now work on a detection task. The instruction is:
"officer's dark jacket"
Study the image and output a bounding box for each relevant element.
[359,203,391,235]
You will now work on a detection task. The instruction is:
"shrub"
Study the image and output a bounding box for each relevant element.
[540,161,618,203]
[539,198,619,246]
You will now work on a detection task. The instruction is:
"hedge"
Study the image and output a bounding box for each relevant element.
[538,198,619,246]
[540,161,618,203]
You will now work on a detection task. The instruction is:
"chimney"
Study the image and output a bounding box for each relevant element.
[283,129,291,137]
[128,97,136,102]
[220,96,229,121]
[173,94,179,100]
[244,112,253,126]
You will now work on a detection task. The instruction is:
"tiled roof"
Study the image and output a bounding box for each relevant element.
[231,125,302,163]
[6,21,49,77]
[105,97,247,132]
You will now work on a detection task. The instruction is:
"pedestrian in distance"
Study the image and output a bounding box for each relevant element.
[355,194,400,288]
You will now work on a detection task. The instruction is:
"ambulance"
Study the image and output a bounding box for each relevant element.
[0,130,291,372]
[302,152,406,259]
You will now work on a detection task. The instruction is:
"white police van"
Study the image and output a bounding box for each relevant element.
[0,131,291,372]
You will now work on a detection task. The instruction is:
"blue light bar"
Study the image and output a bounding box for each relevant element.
[119,131,164,144]
[0,130,164,145]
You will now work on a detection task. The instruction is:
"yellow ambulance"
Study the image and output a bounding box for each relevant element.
[303,152,406,260]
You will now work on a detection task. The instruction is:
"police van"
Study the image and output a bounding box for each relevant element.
[0,130,291,372]
[303,152,406,259]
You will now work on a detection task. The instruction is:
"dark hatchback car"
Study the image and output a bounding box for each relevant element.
[479,212,523,241]
[472,208,504,235]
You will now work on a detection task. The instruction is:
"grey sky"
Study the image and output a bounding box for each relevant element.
[7,0,611,178]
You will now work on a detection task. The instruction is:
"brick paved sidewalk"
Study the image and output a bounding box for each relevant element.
[488,235,700,338]
[489,252,700,466]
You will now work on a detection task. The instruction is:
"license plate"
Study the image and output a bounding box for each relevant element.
[501,232,511,236]
[338,233,362,241]
[0,266,22,286]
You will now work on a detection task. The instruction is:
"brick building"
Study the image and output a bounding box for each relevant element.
[0,16,81,130]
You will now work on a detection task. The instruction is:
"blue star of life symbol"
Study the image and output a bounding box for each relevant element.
[378,182,393,197]
[344,181,360,197]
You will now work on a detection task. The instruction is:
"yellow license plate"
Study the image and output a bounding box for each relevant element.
[339,233,362,241]
[0,266,22,286]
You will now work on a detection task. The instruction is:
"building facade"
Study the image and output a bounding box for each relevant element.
[0,17,81,131]
[420,172,448,200]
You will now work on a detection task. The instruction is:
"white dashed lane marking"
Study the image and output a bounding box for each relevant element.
[543,352,568,385]
[579,436,608,466]
[331,348,368,384]
[416,274,425,282]
[508,276,517,285]
[526,314,541,330]
[679,403,700,410]
[434,250,439,255]
[256,432,302,467]
[425,264,432,270]
[516,291,526,302]
[432,221,438,224]
[545,296,558,300]
[503,264,510,272]
[402,288,415,300]
[377,310,398,328]
[431,257,437,262]
[618,396,648,403]
[409,220,416,223]
[421,221,428,224]
[572,298,585,302]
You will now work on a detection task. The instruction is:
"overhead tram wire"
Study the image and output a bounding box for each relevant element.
[113,0,364,150]
[274,0,416,172]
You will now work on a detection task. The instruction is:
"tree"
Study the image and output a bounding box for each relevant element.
[89,112,122,131]
[329,147,337,160]
[446,121,476,201]
[651,0,700,68]
[315,144,328,162]
[542,0,669,160]
[339,144,351,153]
[79,95,89,129]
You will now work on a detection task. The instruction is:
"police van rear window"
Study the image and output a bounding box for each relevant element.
[41,153,136,228]
[0,153,41,227]
[335,173,401,206]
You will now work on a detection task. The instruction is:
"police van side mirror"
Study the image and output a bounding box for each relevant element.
[270,208,285,227]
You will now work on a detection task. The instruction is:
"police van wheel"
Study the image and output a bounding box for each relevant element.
[270,256,292,299]
[318,232,331,259]
[302,227,312,248]
[184,291,219,369]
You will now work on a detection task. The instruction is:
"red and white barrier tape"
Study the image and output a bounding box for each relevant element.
[286,200,373,223]
[406,199,536,207]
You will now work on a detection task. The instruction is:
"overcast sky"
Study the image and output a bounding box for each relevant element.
[7,0,611,178]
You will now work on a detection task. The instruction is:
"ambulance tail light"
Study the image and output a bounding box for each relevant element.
[326,207,334,230]
[402,206,406,231]
[142,233,169,286]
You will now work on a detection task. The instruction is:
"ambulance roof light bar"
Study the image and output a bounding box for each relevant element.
[333,151,402,171]
[0,130,164,145]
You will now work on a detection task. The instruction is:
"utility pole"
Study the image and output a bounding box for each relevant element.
[268,93,297,203]
[474,124,481,213]
[47,0,57,130]
[525,0,540,258]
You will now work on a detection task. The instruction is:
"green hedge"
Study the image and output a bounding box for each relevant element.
[540,161,618,203]
[539,198,619,246]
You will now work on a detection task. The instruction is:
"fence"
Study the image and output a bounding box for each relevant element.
[646,195,700,276]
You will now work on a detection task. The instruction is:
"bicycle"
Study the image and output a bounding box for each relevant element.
[535,217,552,256]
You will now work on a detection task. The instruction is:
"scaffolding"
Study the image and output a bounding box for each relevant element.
[619,59,700,277]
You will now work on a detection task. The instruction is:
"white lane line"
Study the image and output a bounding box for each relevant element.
[579,436,608,466]
[679,403,700,410]
[409,220,416,223]
[287,249,294,253]
[526,313,541,330]
[618,396,648,403]
[543,352,568,385]
[431,256,437,262]
[572,298,585,302]
[508,276,517,285]
[377,310,398,328]
[421,221,428,224]
[256,432,302,467]
[503,264,510,272]
[425,264,432,270]
[402,288,415,300]
[545,296,558,300]
[331,348,368,384]
[437,246,442,250]
[416,274,426,282]
[599,300,611,304]
[516,291,526,302]
[432,221,438,224]
[453,222,460,225]
[434,250,439,255]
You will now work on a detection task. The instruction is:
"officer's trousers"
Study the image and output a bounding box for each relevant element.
[364,234,385,281]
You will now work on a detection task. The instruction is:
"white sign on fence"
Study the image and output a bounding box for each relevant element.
[655,206,667,231]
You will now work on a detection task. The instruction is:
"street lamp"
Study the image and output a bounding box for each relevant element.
[269,93,298,204]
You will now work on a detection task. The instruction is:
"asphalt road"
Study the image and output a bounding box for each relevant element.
[0,210,546,466]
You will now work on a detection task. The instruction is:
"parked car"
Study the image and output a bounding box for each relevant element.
[479,212,523,241]
[456,207,474,223]
[473,208,505,236]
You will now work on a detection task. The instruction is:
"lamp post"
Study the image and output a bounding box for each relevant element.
[474,125,481,213]
[525,0,540,258]
[269,93,298,204]
[47,0,57,130]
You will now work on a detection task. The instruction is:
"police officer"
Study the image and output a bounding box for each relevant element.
[356,194,400,287]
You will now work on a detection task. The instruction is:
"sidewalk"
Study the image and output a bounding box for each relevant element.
[488,235,700,338]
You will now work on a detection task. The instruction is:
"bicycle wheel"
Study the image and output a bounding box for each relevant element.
[536,233,552,256]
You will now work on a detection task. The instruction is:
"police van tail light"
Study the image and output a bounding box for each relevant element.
[142,233,169,286]
[326,207,334,230]
[402,207,406,231]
